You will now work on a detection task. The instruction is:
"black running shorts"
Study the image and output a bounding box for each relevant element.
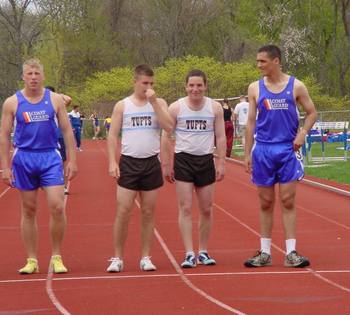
[174,152,215,187]
[118,154,164,191]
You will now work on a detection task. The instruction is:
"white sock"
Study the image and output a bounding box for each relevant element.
[198,250,207,255]
[286,239,296,254]
[186,251,195,257]
[260,238,271,255]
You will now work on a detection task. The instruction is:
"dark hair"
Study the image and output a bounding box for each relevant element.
[73,105,79,110]
[134,64,154,78]
[46,85,55,92]
[258,45,281,62]
[185,69,207,85]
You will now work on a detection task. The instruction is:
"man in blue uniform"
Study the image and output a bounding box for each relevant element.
[0,58,77,274]
[244,45,317,268]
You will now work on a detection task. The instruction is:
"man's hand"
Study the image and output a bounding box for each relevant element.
[215,159,225,181]
[109,161,120,179]
[2,168,14,187]
[162,164,175,183]
[293,128,307,151]
[145,89,157,103]
[244,155,252,173]
[65,161,78,181]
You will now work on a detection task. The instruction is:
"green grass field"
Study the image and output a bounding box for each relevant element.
[304,160,350,184]
[303,141,350,185]
[231,140,350,185]
[306,141,349,157]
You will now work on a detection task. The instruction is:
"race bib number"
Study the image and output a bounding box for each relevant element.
[295,148,303,161]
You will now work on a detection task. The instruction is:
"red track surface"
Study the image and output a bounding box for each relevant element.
[0,140,349,314]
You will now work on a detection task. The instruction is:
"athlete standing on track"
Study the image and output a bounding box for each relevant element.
[161,69,226,268]
[0,58,77,274]
[106,64,173,272]
[244,45,317,268]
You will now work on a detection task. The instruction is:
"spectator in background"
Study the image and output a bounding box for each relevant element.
[104,116,112,137]
[222,98,234,157]
[90,111,100,140]
[234,95,249,148]
[69,106,82,151]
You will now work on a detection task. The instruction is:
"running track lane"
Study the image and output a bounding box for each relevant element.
[0,140,349,314]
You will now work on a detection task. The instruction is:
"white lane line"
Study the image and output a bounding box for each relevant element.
[45,181,71,315]
[0,187,11,198]
[224,157,350,231]
[302,178,350,198]
[214,203,350,293]
[154,229,246,315]
[134,200,246,315]
[297,204,350,230]
[2,269,350,284]
[46,267,71,315]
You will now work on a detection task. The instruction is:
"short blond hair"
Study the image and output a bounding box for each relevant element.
[22,58,43,73]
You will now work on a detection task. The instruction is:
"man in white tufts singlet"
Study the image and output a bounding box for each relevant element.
[106,64,173,273]
[161,69,226,268]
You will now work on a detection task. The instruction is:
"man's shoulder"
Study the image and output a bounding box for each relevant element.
[210,99,222,112]
[2,94,18,109]
[248,80,259,89]
[169,99,181,108]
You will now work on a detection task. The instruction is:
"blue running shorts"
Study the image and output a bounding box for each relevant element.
[252,142,304,186]
[12,149,64,190]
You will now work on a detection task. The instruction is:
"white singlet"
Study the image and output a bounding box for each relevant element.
[121,97,160,158]
[175,97,215,155]
[234,101,249,125]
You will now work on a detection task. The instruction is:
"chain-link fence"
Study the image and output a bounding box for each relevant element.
[312,110,350,123]
[301,110,350,163]
[230,110,350,159]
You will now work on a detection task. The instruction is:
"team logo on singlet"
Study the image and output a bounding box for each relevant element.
[131,116,152,126]
[186,119,207,130]
[263,98,289,111]
[22,110,50,123]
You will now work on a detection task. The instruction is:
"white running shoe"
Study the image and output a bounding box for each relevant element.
[107,257,123,272]
[140,256,156,271]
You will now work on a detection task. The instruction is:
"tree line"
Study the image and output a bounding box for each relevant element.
[0,0,349,112]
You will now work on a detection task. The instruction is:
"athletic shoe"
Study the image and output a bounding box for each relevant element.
[18,258,39,274]
[284,250,310,268]
[51,255,68,273]
[197,252,216,265]
[181,254,197,268]
[64,187,69,195]
[244,251,272,267]
[107,257,124,272]
[140,256,157,271]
